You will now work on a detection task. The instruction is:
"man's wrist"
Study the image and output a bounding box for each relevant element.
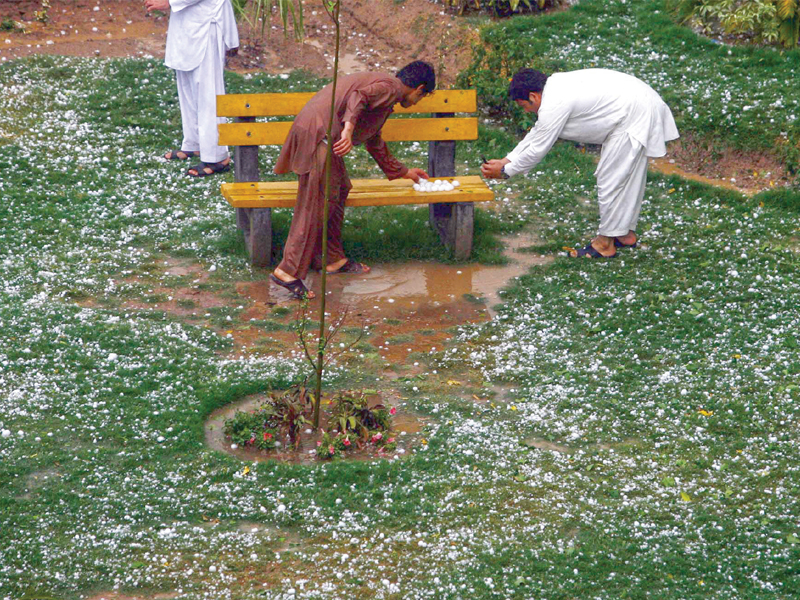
[500,163,510,179]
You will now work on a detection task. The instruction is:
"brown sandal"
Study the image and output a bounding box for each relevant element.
[327,258,370,274]
[269,274,314,299]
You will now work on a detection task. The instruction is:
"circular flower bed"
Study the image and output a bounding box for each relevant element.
[206,388,421,463]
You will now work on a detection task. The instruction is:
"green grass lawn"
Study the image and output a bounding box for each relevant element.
[2,10,800,597]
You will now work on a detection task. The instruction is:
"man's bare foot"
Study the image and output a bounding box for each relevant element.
[164,149,199,160]
[272,268,316,299]
[187,158,231,177]
[326,258,371,274]
[588,235,617,258]
[615,230,637,248]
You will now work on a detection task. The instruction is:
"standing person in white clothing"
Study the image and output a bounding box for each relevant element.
[145,0,239,177]
[481,68,679,258]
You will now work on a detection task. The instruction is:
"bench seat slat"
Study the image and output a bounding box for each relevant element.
[218,117,478,146]
[217,90,477,117]
[221,176,494,209]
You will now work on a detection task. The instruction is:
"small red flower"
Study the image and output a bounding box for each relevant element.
[343,438,351,447]
[329,445,335,455]
[263,432,273,441]
[316,441,322,447]
[248,435,256,445]
[390,407,397,415]
[371,432,383,443]
[388,438,395,444]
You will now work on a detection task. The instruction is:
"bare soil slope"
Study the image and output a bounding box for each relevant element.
[0,0,476,85]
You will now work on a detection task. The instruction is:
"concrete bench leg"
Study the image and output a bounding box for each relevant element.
[429,201,474,260]
[236,207,273,268]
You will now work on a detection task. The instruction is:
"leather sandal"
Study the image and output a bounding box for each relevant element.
[164,149,198,160]
[187,160,231,177]
[269,274,314,299]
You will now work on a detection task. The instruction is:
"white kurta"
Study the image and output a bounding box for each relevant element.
[504,69,679,237]
[166,0,239,164]
[165,0,239,72]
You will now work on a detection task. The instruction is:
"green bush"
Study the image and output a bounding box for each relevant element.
[669,0,800,47]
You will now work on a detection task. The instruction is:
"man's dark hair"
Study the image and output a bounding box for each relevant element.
[508,69,549,101]
[397,61,436,94]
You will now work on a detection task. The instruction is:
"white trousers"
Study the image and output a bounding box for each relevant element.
[175,24,228,164]
[595,132,648,237]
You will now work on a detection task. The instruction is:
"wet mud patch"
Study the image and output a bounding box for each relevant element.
[76,228,552,367]
[650,136,792,195]
[205,392,426,465]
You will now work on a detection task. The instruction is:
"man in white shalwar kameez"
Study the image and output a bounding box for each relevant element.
[481,68,679,258]
[145,0,239,177]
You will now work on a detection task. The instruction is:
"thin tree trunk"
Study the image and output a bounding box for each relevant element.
[313,0,341,429]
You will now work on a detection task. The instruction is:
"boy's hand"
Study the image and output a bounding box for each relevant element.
[402,168,430,183]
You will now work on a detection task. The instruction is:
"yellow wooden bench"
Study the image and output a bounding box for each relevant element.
[216,89,494,267]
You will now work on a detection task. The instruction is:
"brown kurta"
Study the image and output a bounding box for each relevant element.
[275,73,410,280]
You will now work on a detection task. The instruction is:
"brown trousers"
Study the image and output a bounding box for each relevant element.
[277,142,352,280]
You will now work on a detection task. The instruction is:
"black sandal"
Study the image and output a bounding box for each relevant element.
[570,243,617,259]
[269,274,313,299]
[187,161,231,177]
[164,148,198,160]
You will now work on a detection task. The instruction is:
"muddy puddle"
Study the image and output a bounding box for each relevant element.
[205,392,426,464]
[288,230,551,317]
[304,39,368,75]
[112,229,550,366]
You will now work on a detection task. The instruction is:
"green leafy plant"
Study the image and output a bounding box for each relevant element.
[442,0,561,18]
[271,386,312,447]
[669,0,800,47]
[231,0,304,41]
[223,407,279,450]
[331,390,393,440]
[315,390,397,459]
[315,430,358,459]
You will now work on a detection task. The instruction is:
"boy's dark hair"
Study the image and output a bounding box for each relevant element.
[508,69,549,101]
[397,61,436,94]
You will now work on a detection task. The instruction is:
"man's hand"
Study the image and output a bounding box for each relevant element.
[333,122,355,156]
[145,0,170,13]
[402,168,430,183]
[480,158,510,180]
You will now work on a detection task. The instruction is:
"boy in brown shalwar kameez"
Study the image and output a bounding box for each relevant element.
[270,61,436,299]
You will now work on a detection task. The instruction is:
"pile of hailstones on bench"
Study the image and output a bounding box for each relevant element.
[414,178,461,193]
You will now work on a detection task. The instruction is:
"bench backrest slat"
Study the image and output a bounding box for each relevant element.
[218,117,478,147]
[217,89,477,118]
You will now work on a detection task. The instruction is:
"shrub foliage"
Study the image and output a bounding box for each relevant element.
[670,0,800,47]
